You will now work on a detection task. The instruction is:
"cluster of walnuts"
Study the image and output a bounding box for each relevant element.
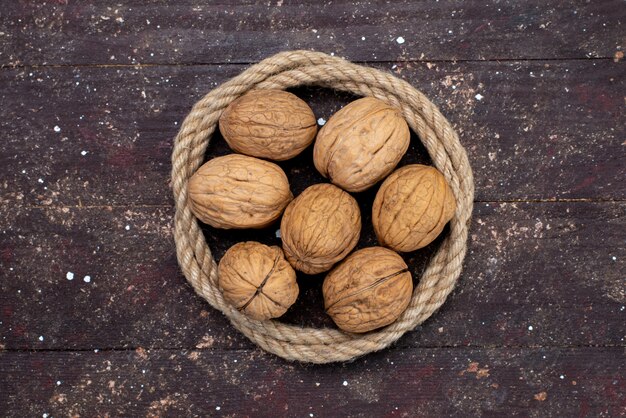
[188,90,455,333]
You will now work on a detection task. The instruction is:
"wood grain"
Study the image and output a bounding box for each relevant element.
[1,2,624,415]
[1,202,623,351]
[1,0,623,66]
[1,347,624,417]
[1,60,623,209]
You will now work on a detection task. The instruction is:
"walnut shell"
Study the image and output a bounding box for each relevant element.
[372,164,456,252]
[219,90,317,161]
[280,183,361,274]
[313,97,410,192]
[323,246,413,333]
[218,242,299,320]
[188,154,293,229]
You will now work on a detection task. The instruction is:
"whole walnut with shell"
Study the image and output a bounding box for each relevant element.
[218,242,298,321]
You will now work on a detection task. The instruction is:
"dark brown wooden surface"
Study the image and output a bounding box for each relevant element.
[1,202,624,351]
[2,348,625,417]
[1,1,625,417]
[1,0,623,65]
[2,60,624,207]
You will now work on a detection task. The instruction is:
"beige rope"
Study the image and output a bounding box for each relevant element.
[171,50,474,363]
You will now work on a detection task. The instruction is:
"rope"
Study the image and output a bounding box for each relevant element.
[171,50,474,363]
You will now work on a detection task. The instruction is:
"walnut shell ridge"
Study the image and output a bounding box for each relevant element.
[280,183,361,275]
[372,164,456,252]
[219,90,317,161]
[188,154,293,229]
[323,246,413,333]
[218,242,299,321]
[313,97,410,192]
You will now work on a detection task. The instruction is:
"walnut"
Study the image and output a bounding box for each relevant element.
[280,183,361,274]
[372,164,456,252]
[218,241,299,320]
[219,90,317,161]
[323,246,413,333]
[313,97,410,192]
[188,154,293,229]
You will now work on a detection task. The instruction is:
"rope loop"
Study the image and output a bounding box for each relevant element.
[171,50,474,363]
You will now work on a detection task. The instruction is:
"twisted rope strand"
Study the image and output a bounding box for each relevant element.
[171,50,474,363]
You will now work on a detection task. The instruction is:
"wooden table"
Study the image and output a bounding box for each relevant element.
[1,1,624,416]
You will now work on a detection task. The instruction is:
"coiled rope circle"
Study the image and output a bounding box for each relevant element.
[171,50,474,363]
